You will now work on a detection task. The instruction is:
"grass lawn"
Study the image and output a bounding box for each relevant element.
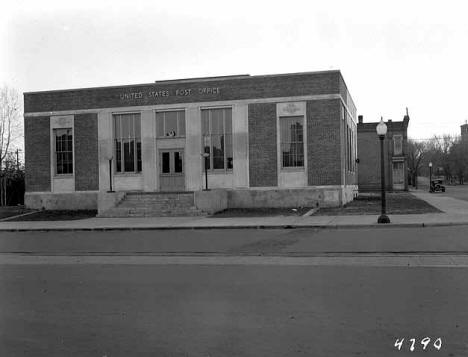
[7,210,97,221]
[0,206,34,220]
[315,192,441,216]
[212,192,440,217]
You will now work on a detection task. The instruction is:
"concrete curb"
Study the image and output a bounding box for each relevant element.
[2,221,468,232]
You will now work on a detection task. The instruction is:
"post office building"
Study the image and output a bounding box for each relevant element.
[24,70,358,215]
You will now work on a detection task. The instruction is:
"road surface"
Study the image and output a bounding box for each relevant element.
[1,227,468,356]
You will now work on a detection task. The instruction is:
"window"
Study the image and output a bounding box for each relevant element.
[54,128,73,174]
[156,110,186,137]
[394,135,403,155]
[280,116,304,168]
[113,113,142,173]
[201,108,233,171]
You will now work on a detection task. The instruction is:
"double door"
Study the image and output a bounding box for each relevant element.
[159,149,185,192]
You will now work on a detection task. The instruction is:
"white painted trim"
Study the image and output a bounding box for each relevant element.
[50,115,75,193]
[276,102,308,188]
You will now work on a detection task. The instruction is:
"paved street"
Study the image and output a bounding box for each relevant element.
[2,227,468,356]
[2,226,468,255]
[1,255,468,356]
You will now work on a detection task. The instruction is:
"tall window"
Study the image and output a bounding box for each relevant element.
[393,135,403,155]
[114,113,142,173]
[156,110,186,137]
[280,116,304,168]
[54,128,73,174]
[202,108,233,170]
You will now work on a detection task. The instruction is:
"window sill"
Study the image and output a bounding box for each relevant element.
[156,136,186,139]
[54,174,74,178]
[280,167,305,172]
[206,170,234,175]
[114,172,143,177]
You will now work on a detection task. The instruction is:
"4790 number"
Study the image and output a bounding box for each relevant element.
[394,337,442,351]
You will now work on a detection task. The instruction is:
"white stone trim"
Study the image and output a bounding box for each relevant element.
[50,115,75,193]
[276,102,307,188]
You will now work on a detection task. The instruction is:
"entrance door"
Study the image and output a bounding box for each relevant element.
[392,161,405,190]
[159,149,185,191]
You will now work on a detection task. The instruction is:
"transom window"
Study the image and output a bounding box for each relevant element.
[113,113,142,173]
[280,116,304,168]
[54,128,73,175]
[156,110,186,137]
[202,108,233,171]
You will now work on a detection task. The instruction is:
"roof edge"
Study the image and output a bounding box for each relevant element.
[23,70,342,95]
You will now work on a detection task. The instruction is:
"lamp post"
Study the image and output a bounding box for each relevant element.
[429,162,433,192]
[201,152,210,191]
[107,156,114,193]
[376,117,390,224]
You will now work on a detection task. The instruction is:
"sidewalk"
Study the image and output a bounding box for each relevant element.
[1,190,468,231]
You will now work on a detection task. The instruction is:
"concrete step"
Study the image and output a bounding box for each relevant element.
[99,191,204,217]
[99,206,205,217]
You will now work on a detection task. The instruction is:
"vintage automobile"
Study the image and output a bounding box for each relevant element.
[430,179,446,193]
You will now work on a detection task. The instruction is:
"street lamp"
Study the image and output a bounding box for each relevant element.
[376,117,390,224]
[429,162,433,192]
[107,156,114,193]
[201,153,210,190]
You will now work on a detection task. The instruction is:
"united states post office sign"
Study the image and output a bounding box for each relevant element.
[119,87,220,101]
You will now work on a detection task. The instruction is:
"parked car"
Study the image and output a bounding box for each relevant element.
[430,179,446,193]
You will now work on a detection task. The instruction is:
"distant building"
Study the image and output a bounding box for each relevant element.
[461,122,468,142]
[357,111,409,191]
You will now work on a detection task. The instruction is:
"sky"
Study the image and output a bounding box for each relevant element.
[1,0,468,145]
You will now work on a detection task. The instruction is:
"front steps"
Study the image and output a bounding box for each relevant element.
[98,192,206,217]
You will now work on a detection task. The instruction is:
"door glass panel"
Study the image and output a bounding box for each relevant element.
[174,152,183,173]
[124,140,135,172]
[162,152,170,173]
[212,135,224,169]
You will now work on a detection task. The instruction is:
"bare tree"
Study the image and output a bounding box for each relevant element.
[0,86,22,205]
[407,139,428,188]
[0,86,21,167]
[426,134,456,181]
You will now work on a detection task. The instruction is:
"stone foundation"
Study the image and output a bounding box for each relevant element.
[25,192,98,210]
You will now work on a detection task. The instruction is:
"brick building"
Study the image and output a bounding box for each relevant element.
[24,70,358,214]
[461,122,468,143]
[357,112,409,191]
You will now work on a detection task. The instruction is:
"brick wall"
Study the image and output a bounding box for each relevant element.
[24,71,342,113]
[75,113,99,191]
[248,103,277,187]
[307,99,342,185]
[357,131,391,191]
[25,116,50,192]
